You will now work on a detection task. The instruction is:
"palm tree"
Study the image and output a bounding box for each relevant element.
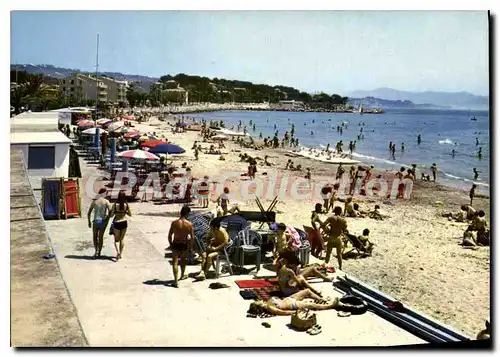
[10,73,54,113]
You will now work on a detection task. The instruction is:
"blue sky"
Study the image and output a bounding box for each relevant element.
[10,11,489,95]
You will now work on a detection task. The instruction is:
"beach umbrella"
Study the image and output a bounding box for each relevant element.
[117,149,160,161]
[149,143,186,155]
[123,131,142,139]
[138,134,157,142]
[212,134,229,141]
[123,115,134,120]
[81,127,108,135]
[117,127,135,134]
[107,121,125,131]
[96,118,112,125]
[140,139,167,149]
[77,119,94,127]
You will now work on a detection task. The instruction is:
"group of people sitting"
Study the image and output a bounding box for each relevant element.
[442,205,490,246]
[285,159,303,171]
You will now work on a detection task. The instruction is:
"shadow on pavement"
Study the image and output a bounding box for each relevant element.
[65,254,115,261]
[143,279,176,287]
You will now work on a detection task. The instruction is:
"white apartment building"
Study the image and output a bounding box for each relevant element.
[59,74,108,102]
[99,76,128,104]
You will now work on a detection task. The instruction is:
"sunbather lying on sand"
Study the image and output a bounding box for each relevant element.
[442,205,467,222]
[247,290,339,316]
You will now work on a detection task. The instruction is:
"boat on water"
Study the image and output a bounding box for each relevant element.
[471,116,478,121]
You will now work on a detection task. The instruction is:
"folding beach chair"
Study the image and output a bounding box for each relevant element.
[255,196,278,230]
[343,233,374,258]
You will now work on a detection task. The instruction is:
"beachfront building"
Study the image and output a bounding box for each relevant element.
[59,74,108,103]
[98,76,127,105]
[270,100,305,111]
[10,112,72,190]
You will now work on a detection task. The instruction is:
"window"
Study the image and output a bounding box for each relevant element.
[62,87,66,91]
[70,87,74,92]
[70,80,74,85]
[79,80,82,85]
[28,146,55,169]
[63,79,66,84]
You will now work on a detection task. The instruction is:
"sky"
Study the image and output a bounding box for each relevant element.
[10,11,489,95]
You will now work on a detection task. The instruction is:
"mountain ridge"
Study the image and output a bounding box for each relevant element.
[347,87,488,109]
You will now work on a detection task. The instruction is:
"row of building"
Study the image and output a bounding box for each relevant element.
[59,74,128,105]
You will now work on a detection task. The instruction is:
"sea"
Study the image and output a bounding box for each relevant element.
[188,108,490,193]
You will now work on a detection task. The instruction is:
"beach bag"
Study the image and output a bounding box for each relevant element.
[286,226,302,251]
[291,310,317,331]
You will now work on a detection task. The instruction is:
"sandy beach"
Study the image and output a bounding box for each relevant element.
[122,114,490,338]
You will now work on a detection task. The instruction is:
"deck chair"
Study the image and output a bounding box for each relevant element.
[343,233,374,258]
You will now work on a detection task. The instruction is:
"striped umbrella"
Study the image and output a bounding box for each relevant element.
[77,119,94,128]
[117,149,160,161]
[107,121,125,131]
[81,127,108,135]
[123,131,142,139]
[96,118,112,125]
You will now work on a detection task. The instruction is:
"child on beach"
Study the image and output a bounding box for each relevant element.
[217,187,231,216]
[470,184,477,206]
[198,176,210,208]
[430,163,438,182]
[357,228,374,254]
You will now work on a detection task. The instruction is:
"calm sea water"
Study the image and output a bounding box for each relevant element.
[188,109,490,192]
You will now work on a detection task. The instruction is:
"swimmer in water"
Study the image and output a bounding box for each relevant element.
[417,134,421,144]
[478,147,483,159]
[401,143,405,152]
[311,131,314,136]
[452,149,456,157]
[473,168,479,180]
[476,137,479,146]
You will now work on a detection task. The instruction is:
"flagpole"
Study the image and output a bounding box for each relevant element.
[95,33,100,121]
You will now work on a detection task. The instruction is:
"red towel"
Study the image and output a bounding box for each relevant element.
[235,280,273,289]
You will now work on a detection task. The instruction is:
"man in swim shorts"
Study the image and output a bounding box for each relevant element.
[87,188,112,258]
[195,217,229,281]
[321,206,348,270]
[168,205,195,287]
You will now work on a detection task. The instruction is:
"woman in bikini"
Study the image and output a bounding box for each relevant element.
[248,289,338,316]
[310,203,326,258]
[109,190,132,261]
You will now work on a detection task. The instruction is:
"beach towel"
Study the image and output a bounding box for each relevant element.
[286,226,302,251]
[235,279,273,289]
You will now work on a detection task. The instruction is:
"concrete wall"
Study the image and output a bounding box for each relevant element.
[10,143,70,189]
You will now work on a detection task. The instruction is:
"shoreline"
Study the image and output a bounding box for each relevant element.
[162,111,490,196]
[129,103,383,115]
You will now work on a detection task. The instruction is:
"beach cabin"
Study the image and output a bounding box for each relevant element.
[10,112,72,190]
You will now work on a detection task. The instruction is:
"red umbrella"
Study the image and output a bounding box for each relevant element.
[123,131,142,139]
[140,139,168,148]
